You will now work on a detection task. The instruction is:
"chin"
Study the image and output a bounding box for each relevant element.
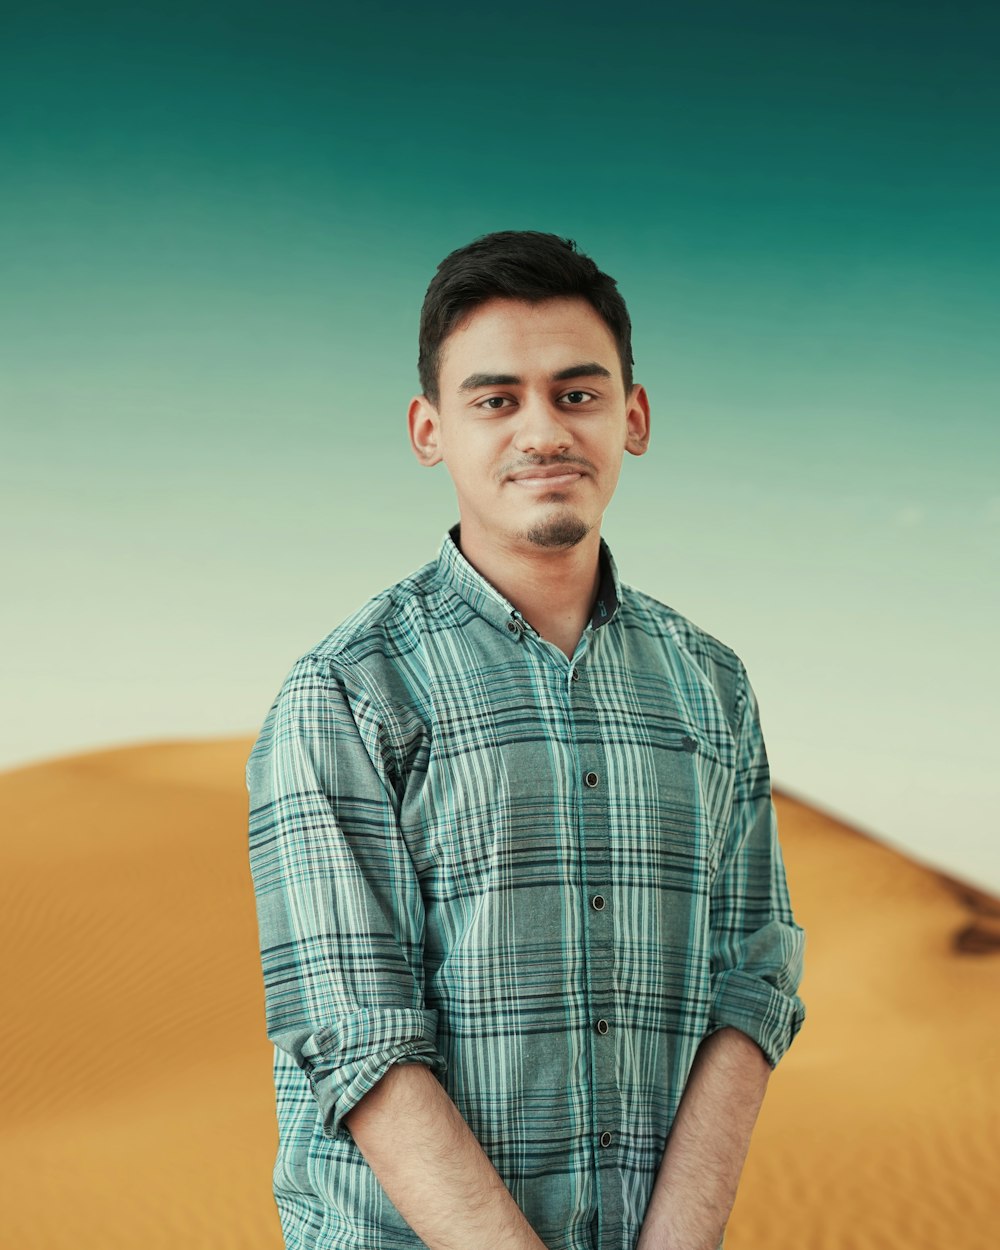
[522,513,591,550]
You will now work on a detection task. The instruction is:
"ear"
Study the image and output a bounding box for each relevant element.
[624,384,651,457]
[408,394,443,467]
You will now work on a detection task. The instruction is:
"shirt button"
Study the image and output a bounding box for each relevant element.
[506,620,521,635]
[584,770,599,787]
[595,1019,610,1035]
[591,894,606,911]
[570,669,581,682]
[599,1131,613,1148]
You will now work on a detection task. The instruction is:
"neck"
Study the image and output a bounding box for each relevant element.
[456,523,603,659]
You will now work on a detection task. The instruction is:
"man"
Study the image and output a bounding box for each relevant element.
[247,230,805,1250]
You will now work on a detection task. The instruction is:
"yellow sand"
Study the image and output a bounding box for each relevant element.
[1,740,997,1248]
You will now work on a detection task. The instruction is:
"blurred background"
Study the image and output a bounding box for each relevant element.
[3,0,997,892]
[3,4,999,1248]
[3,0,998,891]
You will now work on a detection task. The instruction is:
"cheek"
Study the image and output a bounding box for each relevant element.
[593,443,626,484]
[441,442,499,488]
[448,426,505,462]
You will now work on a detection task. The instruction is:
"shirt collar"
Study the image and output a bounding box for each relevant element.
[436,523,622,642]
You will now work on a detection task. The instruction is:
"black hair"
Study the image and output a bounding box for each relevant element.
[418,230,634,405]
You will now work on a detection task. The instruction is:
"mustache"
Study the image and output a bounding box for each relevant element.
[498,454,595,477]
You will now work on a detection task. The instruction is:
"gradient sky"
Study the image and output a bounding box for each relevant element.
[3,1,998,889]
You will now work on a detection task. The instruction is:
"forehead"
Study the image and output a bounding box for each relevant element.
[438,297,621,383]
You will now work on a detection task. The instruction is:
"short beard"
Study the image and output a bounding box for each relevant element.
[523,511,590,549]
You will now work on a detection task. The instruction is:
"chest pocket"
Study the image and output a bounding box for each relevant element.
[663,724,735,878]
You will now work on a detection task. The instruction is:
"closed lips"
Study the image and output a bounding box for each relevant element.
[508,467,586,483]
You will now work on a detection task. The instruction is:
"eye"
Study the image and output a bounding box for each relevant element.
[561,390,594,405]
[476,395,514,410]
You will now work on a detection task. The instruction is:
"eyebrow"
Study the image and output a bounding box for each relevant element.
[458,362,613,391]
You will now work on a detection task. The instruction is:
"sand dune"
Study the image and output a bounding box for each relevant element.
[1,740,997,1248]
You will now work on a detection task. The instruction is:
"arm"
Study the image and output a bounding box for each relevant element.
[636,1027,770,1250]
[703,664,805,1067]
[345,1063,548,1250]
[247,652,545,1245]
[247,652,444,1136]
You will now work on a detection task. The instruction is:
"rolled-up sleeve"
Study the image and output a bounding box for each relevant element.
[707,662,806,1067]
[246,652,446,1138]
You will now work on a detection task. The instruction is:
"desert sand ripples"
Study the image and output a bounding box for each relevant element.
[2,743,997,1249]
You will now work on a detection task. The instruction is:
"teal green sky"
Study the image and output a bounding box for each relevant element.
[3,2,998,889]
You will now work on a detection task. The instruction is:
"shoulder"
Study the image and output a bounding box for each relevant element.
[617,583,750,727]
[620,583,744,672]
[305,556,446,674]
[285,555,463,736]
[256,559,449,782]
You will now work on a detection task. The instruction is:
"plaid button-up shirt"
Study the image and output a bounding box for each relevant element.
[247,525,805,1250]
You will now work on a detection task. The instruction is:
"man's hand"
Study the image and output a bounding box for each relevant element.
[345,1062,550,1250]
[636,1027,771,1250]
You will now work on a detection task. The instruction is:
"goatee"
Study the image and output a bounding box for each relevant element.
[523,513,590,549]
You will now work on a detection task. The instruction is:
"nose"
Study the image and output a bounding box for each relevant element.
[511,394,573,456]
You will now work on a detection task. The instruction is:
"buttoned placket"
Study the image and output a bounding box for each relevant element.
[503,593,625,1246]
[565,625,624,1247]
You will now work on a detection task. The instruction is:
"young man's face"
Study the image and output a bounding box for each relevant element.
[409,297,650,558]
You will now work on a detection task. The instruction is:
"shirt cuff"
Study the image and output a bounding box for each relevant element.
[300,1007,447,1138]
[707,968,806,1068]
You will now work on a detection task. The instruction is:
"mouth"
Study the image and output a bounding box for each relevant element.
[509,471,583,490]
[506,464,587,490]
